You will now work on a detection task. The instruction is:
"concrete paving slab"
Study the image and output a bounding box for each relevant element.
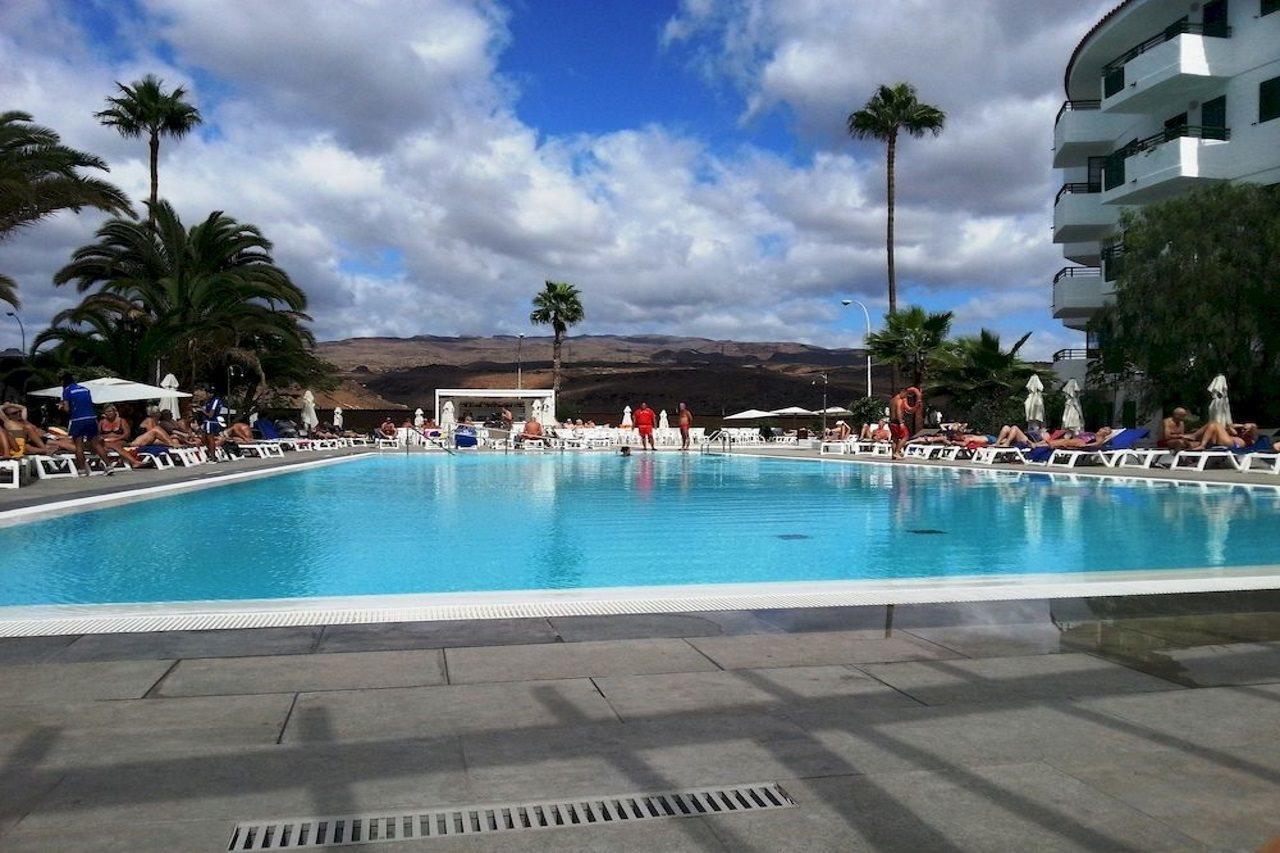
[902,623,1072,658]
[14,737,468,829]
[445,638,718,684]
[316,618,559,653]
[0,659,173,704]
[1047,741,1280,850]
[1078,683,1280,749]
[688,629,956,670]
[0,693,294,767]
[548,611,769,642]
[1105,641,1280,688]
[697,763,1204,852]
[0,635,77,665]
[755,600,1054,633]
[156,649,447,697]
[57,626,322,662]
[0,818,241,852]
[283,679,618,741]
[858,653,1180,706]
[595,666,919,721]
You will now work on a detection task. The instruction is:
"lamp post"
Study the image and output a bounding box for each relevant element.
[4,312,23,353]
[840,299,873,398]
[812,372,828,435]
[517,333,525,390]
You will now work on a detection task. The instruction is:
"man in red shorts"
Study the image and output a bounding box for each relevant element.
[633,401,657,451]
[888,386,921,458]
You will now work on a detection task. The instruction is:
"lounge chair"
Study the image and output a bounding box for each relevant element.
[1046,428,1148,468]
[29,454,78,479]
[970,446,1028,465]
[0,459,20,489]
[819,438,855,455]
[1173,437,1273,473]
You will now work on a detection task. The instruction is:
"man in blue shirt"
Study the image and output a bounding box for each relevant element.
[60,373,119,475]
[196,386,226,456]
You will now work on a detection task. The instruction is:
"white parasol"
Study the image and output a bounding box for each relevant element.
[1024,374,1045,426]
[724,409,773,420]
[301,389,319,430]
[31,377,192,405]
[1208,374,1232,425]
[621,405,633,428]
[658,409,669,429]
[158,373,181,416]
[531,398,543,424]
[769,406,816,416]
[542,395,556,425]
[413,407,425,428]
[1061,378,1084,431]
[440,400,456,431]
[332,407,344,430]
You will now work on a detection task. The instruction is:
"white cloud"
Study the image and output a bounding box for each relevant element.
[0,0,1091,354]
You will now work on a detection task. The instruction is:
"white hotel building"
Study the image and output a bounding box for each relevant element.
[1051,0,1280,378]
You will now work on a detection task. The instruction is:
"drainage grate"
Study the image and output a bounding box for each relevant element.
[227,782,795,849]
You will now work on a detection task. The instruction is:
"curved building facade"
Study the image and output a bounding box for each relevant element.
[1051,0,1280,349]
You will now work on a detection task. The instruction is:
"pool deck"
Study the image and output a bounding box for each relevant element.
[3,447,1280,850]
[1,597,1279,850]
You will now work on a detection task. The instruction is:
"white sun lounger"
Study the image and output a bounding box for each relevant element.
[1105,448,1169,469]
[1170,449,1238,472]
[0,459,20,489]
[239,443,285,459]
[970,446,1028,465]
[1233,451,1280,474]
[819,440,854,455]
[853,441,892,457]
[29,454,78,479]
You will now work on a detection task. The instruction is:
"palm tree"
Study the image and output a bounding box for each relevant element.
[933,329,1034,414]
[529,280,584,394]
[49,201,314,390]
[847,83,945,316]
[865,306,952,428]
[0,111,132,306]
[96,75,202,224]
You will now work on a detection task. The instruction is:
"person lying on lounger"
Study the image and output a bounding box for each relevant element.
[1039,427,1115,449]
[860,419,892,442]
[993,424,1054,448]
[516,419,544,445]
[1187,422,1259,450]
[378,418,398,439]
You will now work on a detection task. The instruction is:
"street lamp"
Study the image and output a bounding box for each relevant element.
[840,299,873,398]
[4,311,23,353]
[812,372,828,435]
[517,333,525,390]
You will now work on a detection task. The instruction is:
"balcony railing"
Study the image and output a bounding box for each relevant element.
[1054,99,1102,126]
[1104,125,1229,190]
[1101,240,1126,282]
[1053,348,1099,362]
[1102,20,1231,97]
[1054,182,1102,205]
[1053,266,1102,284]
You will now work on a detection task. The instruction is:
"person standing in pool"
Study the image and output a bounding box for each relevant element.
[677,402,694,451]
[633,401,656,451]
[60,373,118,475]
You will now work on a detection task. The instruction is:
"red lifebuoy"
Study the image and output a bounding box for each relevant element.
[900,387,922,414]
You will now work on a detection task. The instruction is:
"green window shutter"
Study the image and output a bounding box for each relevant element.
[1261,76,1280,124]
[1262,0,1279,17]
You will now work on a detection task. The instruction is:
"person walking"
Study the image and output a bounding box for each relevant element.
[677,402,694,451]
[60,373,119,475]
[633,402,657,451]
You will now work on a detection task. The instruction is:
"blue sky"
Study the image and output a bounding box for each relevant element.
[1,0,1111,356]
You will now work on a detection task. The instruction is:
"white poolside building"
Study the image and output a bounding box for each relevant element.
[1051,0,1280,384]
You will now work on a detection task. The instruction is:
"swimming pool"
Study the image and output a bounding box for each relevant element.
[4,453,1280,610]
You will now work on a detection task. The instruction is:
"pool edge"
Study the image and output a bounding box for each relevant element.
[2,566,1278,637]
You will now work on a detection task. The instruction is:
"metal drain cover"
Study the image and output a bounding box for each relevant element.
[228,782,796,849]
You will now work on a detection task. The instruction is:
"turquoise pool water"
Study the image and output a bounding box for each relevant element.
[3,454,1279,607]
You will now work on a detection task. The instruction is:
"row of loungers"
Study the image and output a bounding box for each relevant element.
[820,428,1280,475]
[0,435,373,490]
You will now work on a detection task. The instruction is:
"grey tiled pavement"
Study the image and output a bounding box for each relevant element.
[1,603,1280,851]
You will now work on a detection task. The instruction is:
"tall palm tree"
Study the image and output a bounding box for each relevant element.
[0,111,132,306]
[847,83,945,316]
[50,201,314,389]
[529,280,584,394]
[865,305,952,429]
[96,75,202,225]
[932,329,1034,413]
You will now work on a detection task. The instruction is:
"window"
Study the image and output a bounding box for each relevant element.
[1201,96,1226,130]
[1263,0,1278,17]
[1262,76,1280,124]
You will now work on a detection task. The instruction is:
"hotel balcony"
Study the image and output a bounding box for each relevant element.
[1102,125,1231,205]
[1053,183,1121,243]
[1052,101,1133,168]
[1100,22,1232,114]
[1052,266,1110,331]
[1062,241,1101,266]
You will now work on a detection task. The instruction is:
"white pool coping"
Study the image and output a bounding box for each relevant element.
[3,450,1280,636]
[1,567,1278,637]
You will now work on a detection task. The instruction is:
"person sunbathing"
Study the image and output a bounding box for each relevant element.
[516,419,544,445]
[1189,422,1258,450]
[1158,407,1194,451]
[224,418,255,444]
[1,403,47,457]
[860,419,892,442]
[98,406,131,451]
[377,418,398,439]
[1042,427,1115,449]
[994,424,1050,448]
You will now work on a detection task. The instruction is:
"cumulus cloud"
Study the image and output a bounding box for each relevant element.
[0,0,1099,359]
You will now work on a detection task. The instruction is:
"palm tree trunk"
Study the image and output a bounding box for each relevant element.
[885,132,897,316]
[148,131,159,225]
[552,329,563,393]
